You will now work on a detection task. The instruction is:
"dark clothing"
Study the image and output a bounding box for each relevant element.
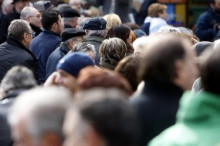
[0,36,38,83]
[135,0,156,25]
[30,30,61,83]
[0,12,7,44]
[83,35,104,66]
[46,43,69,79]
[0,8,20,44]
[0,89,27,146]
[141,22,150,35]
[130,81,183,146]
[196,8,220,41]
[30,23,42,38]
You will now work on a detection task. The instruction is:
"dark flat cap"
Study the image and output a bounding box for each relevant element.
[62,8,80,18]
[12,0,29,4]
[83,17,106,30]
[62,28,85,41]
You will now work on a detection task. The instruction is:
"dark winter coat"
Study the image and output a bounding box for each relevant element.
[46,43,69,79]
[30,30,61,83]
[130,81,183,146]
[0,36,38,83]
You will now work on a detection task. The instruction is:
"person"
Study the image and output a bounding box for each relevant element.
[77,67,133,96]
[103,13,122,32]
[0,0,30,44]
[149,42,220,146]
[115,55,141,92]
[130,34,198,146]
[62,7,80,28]
[82,17,107,65]
[0,66,37,146]
[141,3,167,35]
[33,0,52,14]
[196,0,220,41]
[107,24,134,55]
[30,10,64,84]
[63,88,139,146]
[44,52,95,94]
[69,0,81,14]
[99,37,127,70]
[0,19,38,82]
[20,6,42,37]
[8,87,71,146]
[71,42,96,62]
[46,28,85,78]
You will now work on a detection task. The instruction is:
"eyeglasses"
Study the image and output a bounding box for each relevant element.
[30,14,41,18]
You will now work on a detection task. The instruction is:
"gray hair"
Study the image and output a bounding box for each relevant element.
[1,66,37,94]
[20,7,36,20]
[8,19,32,41]
[72,42,96,56]
[9,87,72,143]
[87,29,106,37]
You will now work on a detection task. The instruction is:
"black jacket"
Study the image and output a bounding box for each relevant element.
[130,81,183,146]
[0,36,38,82]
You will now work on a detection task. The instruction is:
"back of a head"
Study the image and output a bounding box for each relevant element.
[9,87,72,144]
[115,55,141,91]
[8,19,31,41]
[201,48,220,95]
[99,37,127,69]
[107,24,131,43]
[42,9,60,31]
[148,3,167,17]
[103,13,122,31]
[69,89,139,146]
[1,66,37,95]
[77,67,133,96]
[140,34,186,83]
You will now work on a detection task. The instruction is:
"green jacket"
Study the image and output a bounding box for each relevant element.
[149,91,220,146]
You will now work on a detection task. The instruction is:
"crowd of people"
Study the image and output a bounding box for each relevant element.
[0,0,220,146]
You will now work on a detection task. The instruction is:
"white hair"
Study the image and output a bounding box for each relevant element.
[20,6,37,20]
[9,86,72,141]
[87,29,106,37]
[133,36,149,56]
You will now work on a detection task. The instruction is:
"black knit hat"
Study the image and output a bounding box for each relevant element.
[62,28,85,41]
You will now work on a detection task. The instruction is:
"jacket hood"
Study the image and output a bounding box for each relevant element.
[177,91,220,124]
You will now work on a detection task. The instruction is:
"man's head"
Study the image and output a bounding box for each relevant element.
[62,28,85,50]
[148,3,167,20]
[8,19,32,48]
[33,0,51,13]
[0,66,37,99]
[42,10,64,36]
[83,17,107,37]
[62,8,80,28]
[12,0,30,13]
[69,0,81,14]
[140,34,198,90]
[8,87,71,146]
[55,52,94,93]
[210,0,220,14]
[63,88,139,146]
[20,6,42,28]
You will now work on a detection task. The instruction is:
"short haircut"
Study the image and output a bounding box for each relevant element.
[148,3,167,17]
[201,48,220,94]
[77,67,133,95]
[42,10,60,30]
[9,87,71,143]
[73,42,96,56]
[140,34,186,83]
[1,66,37,94]
[68,89,139,146]
[8,19,31,41]
[99,37,127,69]
[115,55,141,91]
[20,7,35,20]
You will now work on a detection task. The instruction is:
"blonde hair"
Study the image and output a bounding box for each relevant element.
[148,3,167,17]
[103,13,122,31]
